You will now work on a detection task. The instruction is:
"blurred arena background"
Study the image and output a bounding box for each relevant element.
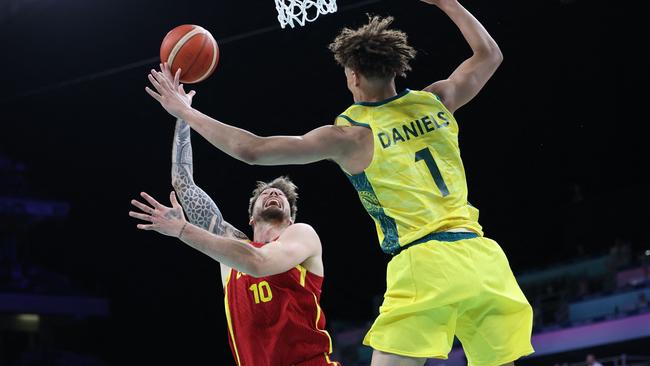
[1,0,648,365]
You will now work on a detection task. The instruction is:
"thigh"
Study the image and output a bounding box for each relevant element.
[371,349,427,366]
[363,243,462,358]
[455,238,534,366]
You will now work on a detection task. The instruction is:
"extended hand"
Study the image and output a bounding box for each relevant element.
[129,191,187,237]
[146,63,197,118]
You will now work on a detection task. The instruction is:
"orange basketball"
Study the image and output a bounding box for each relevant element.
[160,25,219,84]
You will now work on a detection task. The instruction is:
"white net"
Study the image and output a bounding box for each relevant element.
[275,0,338,29]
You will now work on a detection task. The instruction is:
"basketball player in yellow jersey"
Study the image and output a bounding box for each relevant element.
[146,0,534,365]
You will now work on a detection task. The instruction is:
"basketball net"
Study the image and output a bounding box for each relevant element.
[275,0,338,28]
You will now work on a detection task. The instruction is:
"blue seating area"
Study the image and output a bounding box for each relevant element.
[517,255,610,288]
[569,288,650,323]
[1,153,110,366]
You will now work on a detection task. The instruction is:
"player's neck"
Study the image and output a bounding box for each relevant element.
[355,82,397,104]
[252,221,290,243]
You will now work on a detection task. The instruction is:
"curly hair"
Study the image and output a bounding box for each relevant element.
[329,15,416,79]
[248,176,298,222]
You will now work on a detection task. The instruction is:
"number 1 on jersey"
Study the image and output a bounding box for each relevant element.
[415,148,450,197]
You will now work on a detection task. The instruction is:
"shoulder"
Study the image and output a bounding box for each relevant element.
[307,124,369,157]
[280,223,322,247]
[410,88,443,103]
[335,114,370,128]
[283,222,318,237]
[412,88,455,114]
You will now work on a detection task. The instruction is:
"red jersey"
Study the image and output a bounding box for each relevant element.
[224,241,338,366]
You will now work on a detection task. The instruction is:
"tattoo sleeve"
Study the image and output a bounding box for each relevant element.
[171,119,249,240]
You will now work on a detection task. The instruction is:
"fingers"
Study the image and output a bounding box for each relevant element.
[161,62,173,81]
[170,191,181,208]
[140,192,164,209]
[137,224,155,230]
[129,211,152,222]
[151,69,173,91]
[148,72,165,95]
[157,64,175,87]
[162,62,181,88]
[145,86,162,102]
[178,84,195,95]
[148,63,181,99]
[131,199,154,214]
[130,206,156,230]
[174,68,181,87]
[164,62,175,80]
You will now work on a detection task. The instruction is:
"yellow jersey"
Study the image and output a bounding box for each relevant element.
[335,89,483,255]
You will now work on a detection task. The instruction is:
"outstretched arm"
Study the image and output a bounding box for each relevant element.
[146,65,359,166]
[421,0,503,113]
[129,192,321,278]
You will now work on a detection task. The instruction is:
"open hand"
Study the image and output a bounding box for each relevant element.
[129,191,187,237]
[146,63,197,119]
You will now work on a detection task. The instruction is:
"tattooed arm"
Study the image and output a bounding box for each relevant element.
[171,118,249,286]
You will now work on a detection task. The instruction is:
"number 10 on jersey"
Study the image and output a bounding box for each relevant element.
[249,281,273,304]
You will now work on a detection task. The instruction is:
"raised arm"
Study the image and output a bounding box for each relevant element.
[172,117,247,240]
[146,65,360,167]
[421,0,503,114]
[172,116,250,285]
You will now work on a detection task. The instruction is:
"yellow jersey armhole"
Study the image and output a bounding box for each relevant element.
[336,114,370,128]
[334,115,352,127]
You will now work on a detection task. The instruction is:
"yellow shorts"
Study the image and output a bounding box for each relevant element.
[363,235,534,366]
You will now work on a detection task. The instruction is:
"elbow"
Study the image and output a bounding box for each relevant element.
[235,140,265,165]
[486,42,503,66]
[247,267,265,278]
[238,148,260,166]
[171,178,182,191]
[493,45,504,66]
[476,42,503,68]
[171,171,182,190]
[245,253,269,278]
[170,165,188,190]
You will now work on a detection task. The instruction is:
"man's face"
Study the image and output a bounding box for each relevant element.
[251,188,291,224]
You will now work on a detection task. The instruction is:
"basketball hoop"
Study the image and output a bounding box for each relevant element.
[275,0,338,29]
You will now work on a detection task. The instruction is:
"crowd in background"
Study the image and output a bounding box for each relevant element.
[526,237,650,330]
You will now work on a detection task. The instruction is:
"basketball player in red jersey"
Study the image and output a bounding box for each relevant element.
[129,69,339,366]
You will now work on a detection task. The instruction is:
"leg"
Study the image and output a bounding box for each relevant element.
[455,238,534,366]
[364,246,459,361]
[370,349,427,366]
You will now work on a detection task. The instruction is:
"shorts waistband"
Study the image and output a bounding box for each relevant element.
[394,231,479,255]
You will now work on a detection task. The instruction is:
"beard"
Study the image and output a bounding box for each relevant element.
[256,206,288,224]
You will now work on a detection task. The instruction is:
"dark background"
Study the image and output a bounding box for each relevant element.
[1,0,647,364]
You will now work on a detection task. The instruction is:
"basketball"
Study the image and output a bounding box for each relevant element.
[160,25,219,84]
